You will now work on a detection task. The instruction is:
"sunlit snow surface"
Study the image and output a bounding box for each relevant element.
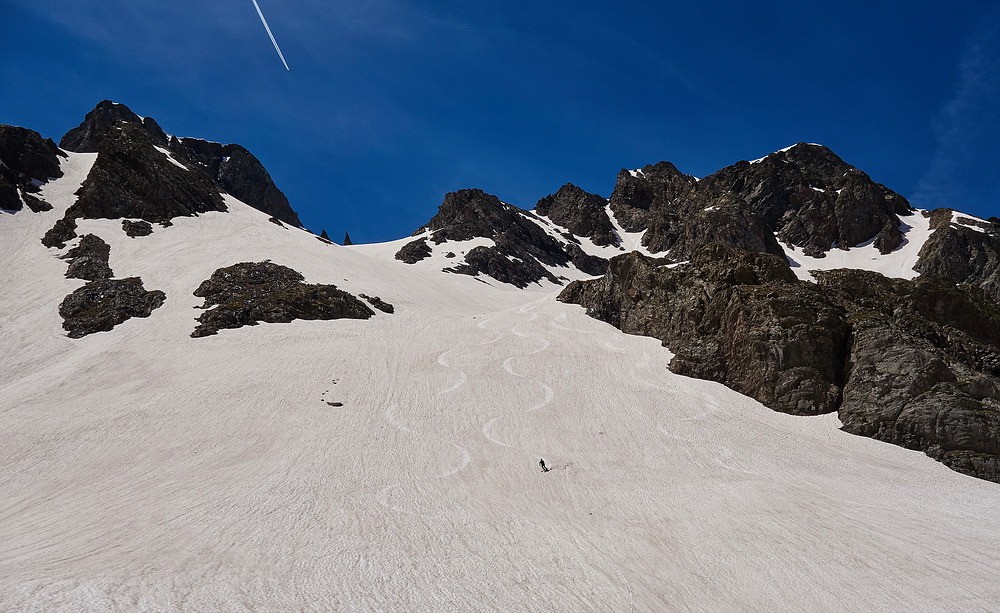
[2,157,999,611]
[781,211,934,281]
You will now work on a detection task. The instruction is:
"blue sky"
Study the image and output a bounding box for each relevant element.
[2,1,997,242]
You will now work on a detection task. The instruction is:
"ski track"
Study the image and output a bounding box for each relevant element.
[3,167,1000,611]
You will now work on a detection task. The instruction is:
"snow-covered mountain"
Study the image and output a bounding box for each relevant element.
[2,102,999,611]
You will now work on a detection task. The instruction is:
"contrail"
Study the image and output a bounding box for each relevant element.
[251,0,290,71]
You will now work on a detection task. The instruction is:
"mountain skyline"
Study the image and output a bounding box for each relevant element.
[2,1,997,242]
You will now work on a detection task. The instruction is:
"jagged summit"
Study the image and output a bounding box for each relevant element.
[58,101,302,227]
[60,100,170,153]
[534,183,618,247]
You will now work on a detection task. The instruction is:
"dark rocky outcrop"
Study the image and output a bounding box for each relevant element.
[395,237,432,263]
[607,145,913,260]
[0,125,66,211]
[63,234,113,281]
[914,209,1000,301]
[446,244,560,288]
[360,294,394,314]
[566,243,609,276]
[343,232,353,246]
[701,144,912,256]
[59,278,166,339]
[560,246,848,416]
[320,229,331,241]
[817,270,1000,482]
[22,193,53,213]
[122,220,154,237]
[609,162,697,234]
[60,100,169,153]
[170,137,302,227]
[399,189,607,288]
[560,244,1000,482]
[41,216,79,249]
[57,101,303,226]
[191,261,374,337]
[64,119,226,224]
[535,183,619,246]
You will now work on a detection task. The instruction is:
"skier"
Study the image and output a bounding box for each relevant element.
[539,458,549,473]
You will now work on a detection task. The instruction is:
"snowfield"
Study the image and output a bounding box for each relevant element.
[2,154,1000,611]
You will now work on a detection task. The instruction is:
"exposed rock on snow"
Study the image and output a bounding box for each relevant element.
[609,161,697,233]
[0,125,65,211]
[817,269,1000,483]
[191,261,375,337]
[560,246,849,417]
[915,208,1000,300]
[122,219,154,237]
[360,294,394,313]
[395,237,432,263]
[63,234,112,281]
[40,216,78,249]
[59,277,166,339]
[170,137,302,227]
[560,244,1000,482]
[400,188,607,287]
[59,100,170,153]
[58,101,302,227]
[609,144,912,260]
[535,183,619,247]
[21,192,52,213]
[62,119,226,224]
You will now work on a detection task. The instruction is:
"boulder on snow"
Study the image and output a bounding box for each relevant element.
[191,261,375,337]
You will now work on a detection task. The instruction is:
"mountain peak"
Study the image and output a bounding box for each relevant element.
[60,100,169,153]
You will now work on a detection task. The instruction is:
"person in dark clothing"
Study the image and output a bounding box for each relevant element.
[539,458,549,472]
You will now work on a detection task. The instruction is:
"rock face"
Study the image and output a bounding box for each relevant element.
[170,138,302,227]
[535,183,619,246]
[914,209,1000,301]
[816,269,1000,483]
[398,188,608,288]
[41,217,79,249]
[360,294,394,314]
[191,261,375,337]
[122,220,154,237]
[609,162,698,234]
[63,234,113,281]
[0,125,65,212]
[606,144,912,260]
[560,246,849,416]
[64,118,226,224]
[560,244,1000,482]
[700,144,912,256]
[395,238,432,264]
[60,100,169,153]
[56,101,302,227]
[59,278,166,339]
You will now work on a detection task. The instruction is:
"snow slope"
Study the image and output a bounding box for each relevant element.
[2,157,1000,611]
[781,211,934,281]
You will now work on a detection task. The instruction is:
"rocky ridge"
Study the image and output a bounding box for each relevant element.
[38,100,303,249]
[0,125,65,212]
[396,188,608,288]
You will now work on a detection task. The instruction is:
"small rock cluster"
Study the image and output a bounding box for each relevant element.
[57,234,165,338]
[191,261,376,337]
